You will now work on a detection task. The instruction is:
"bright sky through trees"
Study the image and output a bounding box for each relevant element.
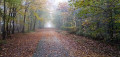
[54,0,68,5]
[44,21,54,28]
[45,0,68,28]
[48,0,68,6]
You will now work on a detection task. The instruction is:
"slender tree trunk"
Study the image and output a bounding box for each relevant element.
[22,2,30,33]
[6,13,9,36]
[22,8,27,33]
[30,19,32,30]
[33,17,36,31]
[8,8,12,35]
[2,0,6,40]
[7,8,11,36]
[110,9,114,38]
[6,20,9,36]
[12,8,16,34]
[28,12,30,32]
[28,22,30,32]
[9,21,12,34]
[12,18,15,34]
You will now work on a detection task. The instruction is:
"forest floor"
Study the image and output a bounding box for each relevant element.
[0,29,120,57]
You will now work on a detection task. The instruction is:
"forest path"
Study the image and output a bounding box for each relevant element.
[32,29,119,57]
[33,29,73,57]
[0,29,119,57]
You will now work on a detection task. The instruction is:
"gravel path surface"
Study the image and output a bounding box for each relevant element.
[33,37,73,57]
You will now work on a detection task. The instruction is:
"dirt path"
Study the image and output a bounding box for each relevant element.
[33,29,120,57]
[0,29,120,57]
[32,29,73,57]
[33,37,71,57]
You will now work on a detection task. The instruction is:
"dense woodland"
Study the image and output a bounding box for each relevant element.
[0,0,47,40]
[53,0,120,44]
[0,0,120,45]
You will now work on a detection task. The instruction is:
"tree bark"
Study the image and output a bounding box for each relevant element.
[22,8,27,33]
[2,0,6,40]
[12,8,16,34]
[12,18,15,34]
[33,17,36,31]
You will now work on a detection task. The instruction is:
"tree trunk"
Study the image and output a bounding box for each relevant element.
[12,8,16,34]
[33,17,36,31]
[109,9,114,38]
[22,8,27,33]
[30,19,33,30]
[12,18,15,34]
[7,8,12,36]
[2,0,6,40]
[6,20,9,36]
[28,22,30,32]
